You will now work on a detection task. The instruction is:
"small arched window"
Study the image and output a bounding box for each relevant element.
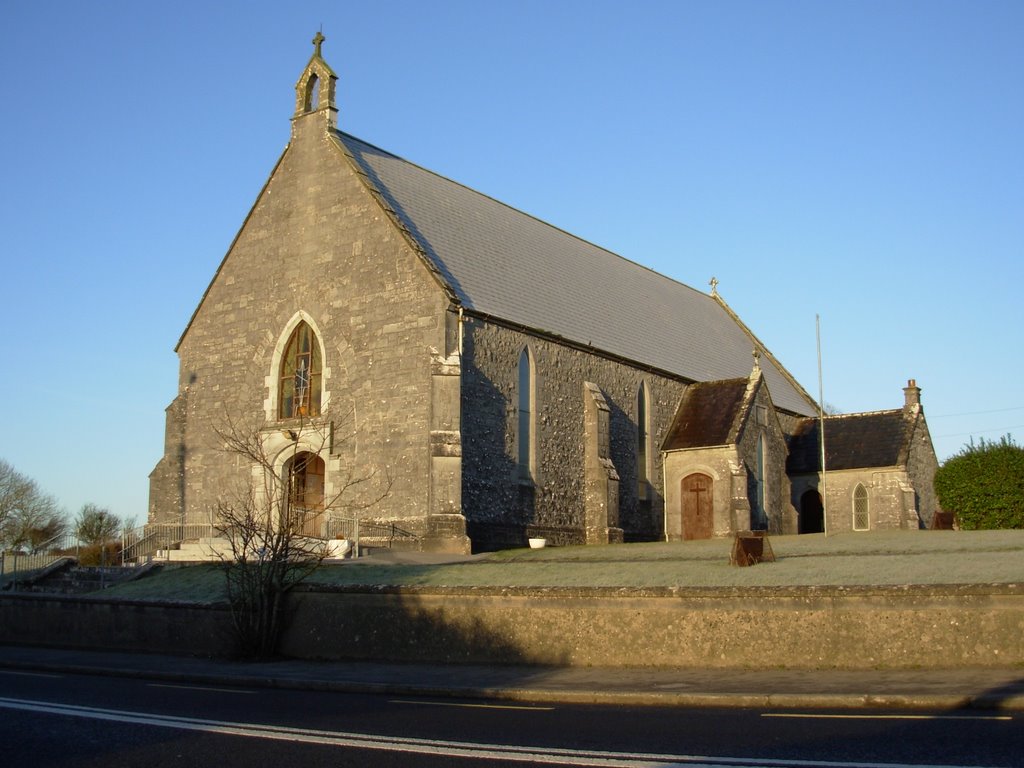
[279,321,322,419]
[517,347,536,481]
[304,73,320,111]
[853,484,870,531]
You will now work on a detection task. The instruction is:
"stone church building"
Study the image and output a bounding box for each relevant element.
[786,380,941,533]
[149,36,939,553]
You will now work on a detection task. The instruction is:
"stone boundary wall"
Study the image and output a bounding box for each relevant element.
[0,595,233,656]
[2,585,1021,669]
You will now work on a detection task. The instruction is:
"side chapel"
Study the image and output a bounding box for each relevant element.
[149,36,940,553]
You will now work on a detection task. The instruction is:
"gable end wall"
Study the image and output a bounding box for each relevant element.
[150,116,450,528]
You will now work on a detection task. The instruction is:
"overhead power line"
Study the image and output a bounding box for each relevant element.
[936,424,1024,439]
[931,406,1024,419]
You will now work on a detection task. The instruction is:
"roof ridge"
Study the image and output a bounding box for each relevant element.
[692,376,749,388]
[826,408,903,420]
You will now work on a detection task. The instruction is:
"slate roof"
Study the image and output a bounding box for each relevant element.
[335,133,816,417]
[661,378,751,451]
[786,410,912,473]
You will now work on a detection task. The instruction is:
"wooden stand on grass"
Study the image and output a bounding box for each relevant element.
[730,530,775,567]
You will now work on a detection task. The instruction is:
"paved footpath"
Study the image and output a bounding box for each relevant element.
[1,644,1022,710]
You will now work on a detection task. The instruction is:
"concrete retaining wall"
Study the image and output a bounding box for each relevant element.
[3,584,1021,669]
[0,594,233,656]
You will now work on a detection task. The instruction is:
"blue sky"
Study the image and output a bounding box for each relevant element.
[1,1,1021,524]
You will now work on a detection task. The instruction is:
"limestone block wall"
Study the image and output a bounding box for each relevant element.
[460,317,688,548]
[662,447,737,540]
[733,383,797,535]
[148,393,187,521]
[906,413,941,528]
[150,115,450,530]
[663,380,796,540]
[793,468,913,533]
[5,584,1021,670]
[0,594,232,656]
[281,584,1024,669]
[582,382,622,544]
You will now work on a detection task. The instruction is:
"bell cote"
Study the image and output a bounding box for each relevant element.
[293,31,338,130]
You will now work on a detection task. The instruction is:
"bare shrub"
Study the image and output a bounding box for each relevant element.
[211,408,390,658]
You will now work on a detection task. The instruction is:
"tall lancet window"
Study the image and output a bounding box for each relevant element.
[305,73,320,111]
[517,347,536,480]
[279,322,322,419]
[637,384,650,499]
[753,433,767,530]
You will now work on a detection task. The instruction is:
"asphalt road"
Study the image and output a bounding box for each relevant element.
[1,669,1020,767]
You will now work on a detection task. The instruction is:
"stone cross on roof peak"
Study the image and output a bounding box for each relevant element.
[293,31,338,128]
[709,276,719,296]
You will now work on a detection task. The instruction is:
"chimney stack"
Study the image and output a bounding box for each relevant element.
[903,378,921,409]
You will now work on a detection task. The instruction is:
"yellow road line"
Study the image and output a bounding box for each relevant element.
[147,683,255,695]
[389,698,554,711]
[763,712,1012,721]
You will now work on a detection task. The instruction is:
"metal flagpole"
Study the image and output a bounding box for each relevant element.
[816,314,828,537]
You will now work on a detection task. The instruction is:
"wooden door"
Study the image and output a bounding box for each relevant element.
[681,473,713,540]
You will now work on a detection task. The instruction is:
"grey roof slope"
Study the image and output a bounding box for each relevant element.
[662,378,751,451]
[337,132,816,416]
[787,410,913,473]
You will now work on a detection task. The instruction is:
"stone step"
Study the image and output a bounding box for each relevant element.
[165,537,234,562]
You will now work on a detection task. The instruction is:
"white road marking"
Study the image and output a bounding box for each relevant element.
[0,696,1007,768]
[389,698,555,711]
[0,670,62,678]
[147,683,255,694]
[764,713,1013,722]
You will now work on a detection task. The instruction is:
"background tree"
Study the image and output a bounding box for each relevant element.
[0,459,66,551]
[934,435,1024,530]
[212,408,390,659]
[75,503,122,565]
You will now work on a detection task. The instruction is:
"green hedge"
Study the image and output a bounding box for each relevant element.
[934,435,1024,529]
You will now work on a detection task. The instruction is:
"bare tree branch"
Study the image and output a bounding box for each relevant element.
[209,407,390,658]
[0,459,67,551]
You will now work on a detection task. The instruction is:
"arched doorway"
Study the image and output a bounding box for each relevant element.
[681,473,713,540]
[800,489,824,534]
[286,451,326,537]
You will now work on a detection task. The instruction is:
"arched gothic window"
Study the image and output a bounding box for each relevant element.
[279,322,322,419]
[637,383,650,499]
[517,347,536,480]
[853,484,870,531]
[752,433,767,530]
[304,73,320,111]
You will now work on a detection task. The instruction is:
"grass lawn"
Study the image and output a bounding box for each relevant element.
[103,529,1024,603]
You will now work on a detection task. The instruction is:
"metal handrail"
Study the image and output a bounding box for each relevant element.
[121,523,219,564]
[30,532,77,556]
[1,532,81,577]
[323,513,419,558]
